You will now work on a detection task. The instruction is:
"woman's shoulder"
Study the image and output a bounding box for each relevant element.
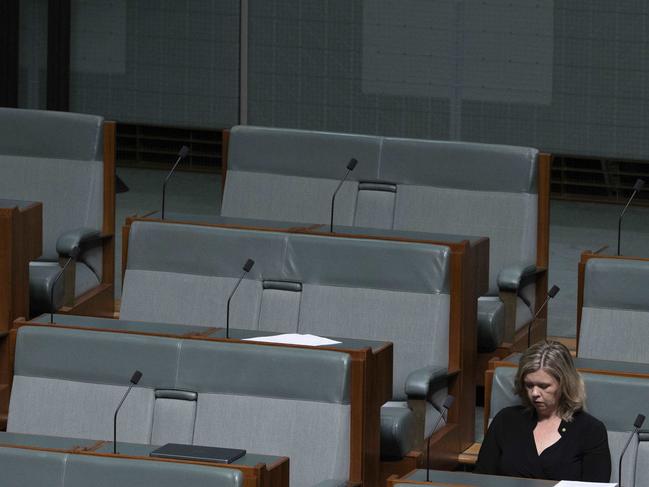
[571,410,608,436]
[492,405,531,423]
[572,410,606,427]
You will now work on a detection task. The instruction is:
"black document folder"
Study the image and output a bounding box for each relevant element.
[150,443,246,464]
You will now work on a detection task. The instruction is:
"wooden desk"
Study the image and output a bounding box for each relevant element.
[12,316,392,487]
[0,432,288,487]
[0,200,42,330]
[389,469,556,487]
[0,199,42,427]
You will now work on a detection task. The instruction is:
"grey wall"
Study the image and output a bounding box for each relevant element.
[69,0,240,128]
[248,0,649,160]
[16,1,649,160]
[19,0,48,109]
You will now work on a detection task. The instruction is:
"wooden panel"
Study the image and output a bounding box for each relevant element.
[0,441,287,487]
[0,202,42,330]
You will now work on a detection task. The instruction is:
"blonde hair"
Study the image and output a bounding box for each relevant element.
[515,340,585,421]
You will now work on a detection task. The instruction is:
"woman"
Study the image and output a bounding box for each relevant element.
[475,340,611,481]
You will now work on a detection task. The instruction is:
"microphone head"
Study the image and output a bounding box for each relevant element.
[346,158,358,171]
[443,395,455,409]
[634,414,646,429]
[633,179,645,192]
[243,258,255,273]
[130,370,143,385]
[548,285,560,298]
[178,145,190,159]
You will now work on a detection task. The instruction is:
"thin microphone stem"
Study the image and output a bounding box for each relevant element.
[330,169,351,233]
[617,189,637,256]
[619,427,639,487]
[427,398,454,482]
[226,270,247,339]
[113,383,135,454]
[161,148,189,220]
[528,294,551,348]
[50,255,75,324]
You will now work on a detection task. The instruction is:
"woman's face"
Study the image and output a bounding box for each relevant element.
[523,368,561,417]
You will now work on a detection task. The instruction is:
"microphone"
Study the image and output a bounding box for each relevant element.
[527,284,560,348]
[226,258,255,339]
[617,178,644,255]
[49,246,81,324]
[330,158,358,233]
[426,395,455,482]
[161,145,190,220]
[113,370,143,454]
[619,413,645,487]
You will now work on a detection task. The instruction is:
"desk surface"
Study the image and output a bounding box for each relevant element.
[0,431,288,487]
[139,212,486,247]
[396,469,557,486]
[33,313,390,353]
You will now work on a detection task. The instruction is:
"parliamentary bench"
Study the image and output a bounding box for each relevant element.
[5,324,364,487]
[117,218,482,473]
[487,357,649,486]
[220,125,550,364]
[18,313,390,486]
[0,107,116,318]
[577,252,649,362]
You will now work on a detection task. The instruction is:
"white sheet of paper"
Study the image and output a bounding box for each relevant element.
[242,333,342,347]
[554,481,617,487]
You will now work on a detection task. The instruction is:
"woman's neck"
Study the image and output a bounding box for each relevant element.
[536,408,560,422]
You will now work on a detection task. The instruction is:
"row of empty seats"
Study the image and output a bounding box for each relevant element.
[222,125,550,353]
[8,325,353,486]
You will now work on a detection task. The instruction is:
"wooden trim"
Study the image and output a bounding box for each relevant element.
[534,152,551,337]
[0,202,42,332]
[102,121,116,287]
[0,441,287,487]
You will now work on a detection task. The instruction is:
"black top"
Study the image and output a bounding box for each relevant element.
[475,406,611,482]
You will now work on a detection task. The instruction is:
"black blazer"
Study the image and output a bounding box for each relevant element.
[475,406,611,482]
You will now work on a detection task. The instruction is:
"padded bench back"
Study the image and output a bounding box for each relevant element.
[0,107,104,264]
[9,325,352,487]
[580,258,649,362]
[490,366,649,486]
[381,137,538,295]
[222,125,381,225]
[0,446,243,487]
[222,125,539,294]
[122,220,452,399]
